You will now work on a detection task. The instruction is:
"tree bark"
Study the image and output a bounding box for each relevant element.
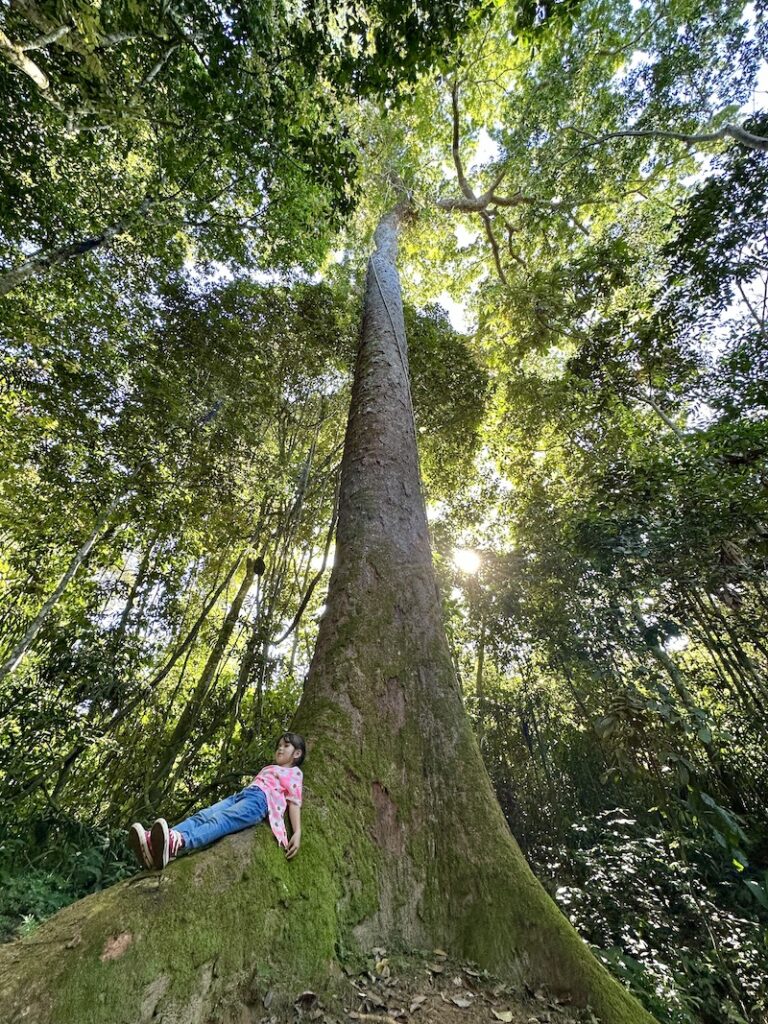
[0,208,655,1024]
[292,204,653,1016]
[475,618,486,745]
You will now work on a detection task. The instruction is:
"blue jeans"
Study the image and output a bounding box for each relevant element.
[175,786,268,851]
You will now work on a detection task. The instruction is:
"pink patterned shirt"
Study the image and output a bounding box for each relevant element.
[250,764,303,848]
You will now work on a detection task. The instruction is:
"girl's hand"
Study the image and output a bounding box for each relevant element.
[285,831,301,859]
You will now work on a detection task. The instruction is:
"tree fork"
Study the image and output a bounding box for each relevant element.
[0,208,655,1024]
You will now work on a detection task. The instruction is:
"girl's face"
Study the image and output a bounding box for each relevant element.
[275,739,298,767]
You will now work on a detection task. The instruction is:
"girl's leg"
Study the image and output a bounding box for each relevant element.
[173,792,239,848]
[174,787,268,851]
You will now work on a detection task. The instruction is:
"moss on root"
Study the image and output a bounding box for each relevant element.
[0,745,656,1024]
[0,675,656,1024]
[0,731,401,1024]
[296,556,657,1024]
[0,818,336,1023]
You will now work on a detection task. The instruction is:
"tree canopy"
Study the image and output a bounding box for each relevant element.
[1,0,767,1021]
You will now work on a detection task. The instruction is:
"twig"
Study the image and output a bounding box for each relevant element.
[273,470,340,644]
[348,1014,401,1024]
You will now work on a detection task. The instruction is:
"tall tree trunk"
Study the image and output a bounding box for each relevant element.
[0,208,654,1024]
[291,204,652,1016]
[145,550,243,691]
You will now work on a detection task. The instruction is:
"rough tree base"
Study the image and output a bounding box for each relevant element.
[0,827,338,1024]
[0,814,655,1024]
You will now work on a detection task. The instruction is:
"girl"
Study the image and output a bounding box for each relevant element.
[128,732,305,869]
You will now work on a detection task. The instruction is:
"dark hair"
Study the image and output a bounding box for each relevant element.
[279,732,306,767]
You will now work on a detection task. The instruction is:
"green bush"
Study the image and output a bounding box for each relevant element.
[0,816,134,941]
[531,809,768,1024]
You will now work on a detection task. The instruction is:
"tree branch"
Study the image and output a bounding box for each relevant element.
[96,31,141,48]
[488,190,536,208]
[567,123,768,154]
[479,211,509,287]
[631,391,686,441]
[166,5,208,68]
[140,44,179,87]
[0,492,125,682]
[471,165,509,207]
[0,27,50,89]
[274,471,341,645]
[451,79,476,200]
[500,218,528,268]
[0,195,155,298]
[20,24,71,51]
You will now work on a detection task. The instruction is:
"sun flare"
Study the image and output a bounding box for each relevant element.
[453,547,481,574]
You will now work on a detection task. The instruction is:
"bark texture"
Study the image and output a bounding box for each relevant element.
[0,210,656,1024]
[293,206,654,1015]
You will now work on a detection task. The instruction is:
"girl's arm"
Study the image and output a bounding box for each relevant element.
[286,802,301,859]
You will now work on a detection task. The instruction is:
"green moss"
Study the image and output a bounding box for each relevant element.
[0,803,358,1024]
[292,558,657,1024]
[44,823,338,1022]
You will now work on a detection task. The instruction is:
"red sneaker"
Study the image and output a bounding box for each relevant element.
[150,818,170,869]
[128,823,153,869]
[150,819,184,868]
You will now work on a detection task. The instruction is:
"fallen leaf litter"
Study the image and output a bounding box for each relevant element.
[259,948,604,1024]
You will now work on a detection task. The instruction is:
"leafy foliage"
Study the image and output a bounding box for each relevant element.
[1,1,767,1021]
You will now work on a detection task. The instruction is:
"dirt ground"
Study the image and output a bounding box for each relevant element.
[260,948,600,1024]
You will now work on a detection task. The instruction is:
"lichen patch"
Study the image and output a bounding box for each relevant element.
[382,676,406,730]
[100,931,133,961]
[140,974,170,1022]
